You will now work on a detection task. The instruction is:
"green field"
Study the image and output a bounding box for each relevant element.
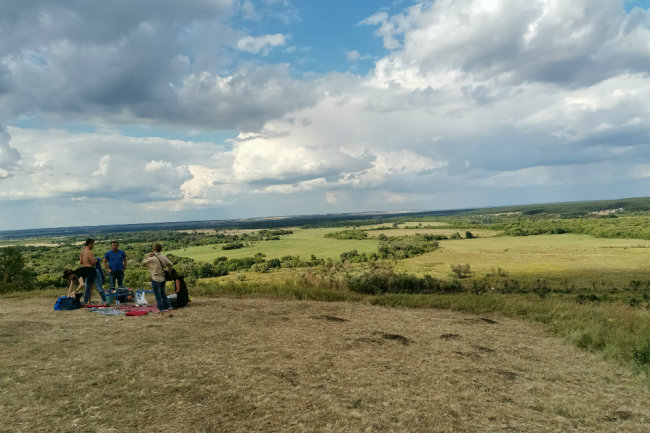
[396,234,650,288]
[168,227,379,262]
[169,227,650,290]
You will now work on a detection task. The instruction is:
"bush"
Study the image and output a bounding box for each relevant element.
[633,340,650,366]
[324,229,368,240]
[470,280,488,295]
[346,269,463,295]
[451,264,471,278]
[340,250,359,261]
[0,247,36,292]
[576,293,600,303]
[378,235,439,259]
[222,242,245,250]
[533,279,550,298]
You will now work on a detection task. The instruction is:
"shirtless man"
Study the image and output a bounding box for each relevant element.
[80,238,97,304]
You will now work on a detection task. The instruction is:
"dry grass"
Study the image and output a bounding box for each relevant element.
[396,234,650,287]
[1,297,649,432]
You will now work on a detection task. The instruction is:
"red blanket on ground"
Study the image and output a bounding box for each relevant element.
[125,310,148,316]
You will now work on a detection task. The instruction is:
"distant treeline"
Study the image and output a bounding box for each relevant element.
[440,215,650,240]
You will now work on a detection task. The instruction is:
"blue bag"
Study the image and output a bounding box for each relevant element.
[54,296,81,311]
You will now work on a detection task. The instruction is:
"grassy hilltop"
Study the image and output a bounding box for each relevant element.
[2,197,650,431]
[1,297,649,432]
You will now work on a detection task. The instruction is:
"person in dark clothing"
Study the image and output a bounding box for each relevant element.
[63,268,94,298]
[167,269,189,309]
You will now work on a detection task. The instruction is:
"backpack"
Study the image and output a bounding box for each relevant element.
[54,296,82,311]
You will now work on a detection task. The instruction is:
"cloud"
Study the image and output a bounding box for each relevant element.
[240,0,261,21]
[171,64,320,131]
[359,11,389,26]
[2,0,650,229]
[0,0,313,132]
[0,127,21,178]
[0,127,205,201]
[369,0,650,87]
[236,33,288,55]
[345,50,361,62]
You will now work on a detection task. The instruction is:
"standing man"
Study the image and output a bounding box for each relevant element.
[103,241,127,291]
[80,238,97,305]
[141,243,174,316]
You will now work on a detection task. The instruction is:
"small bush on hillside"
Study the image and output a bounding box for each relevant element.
[576,293,601,303]
[0,247,36,293]
[451,264,471,278]
[222,242,245,250]
[633,340,650,366]
[533,279,551,298]
[324,229,368,240]
[486,267,509,277]
[346,268,463,295]
[470,279,488,295]
[378,234,439,259]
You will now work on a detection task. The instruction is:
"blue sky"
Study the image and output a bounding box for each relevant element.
[1,0,650,230]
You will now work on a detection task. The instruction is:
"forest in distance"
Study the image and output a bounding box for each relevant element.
[2,196,650,374]
[3,195,650,240]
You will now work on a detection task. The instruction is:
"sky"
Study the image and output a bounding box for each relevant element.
[1,0,650,231]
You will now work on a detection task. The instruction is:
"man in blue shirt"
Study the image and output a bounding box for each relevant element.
[103,241,127,291]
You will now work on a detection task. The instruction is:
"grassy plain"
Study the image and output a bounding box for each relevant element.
[1,297,649,432]
[171,225,650,290]
[397,234,650,288]
[168,228,379,262]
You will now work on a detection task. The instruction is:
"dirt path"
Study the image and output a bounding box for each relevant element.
[1,297,648,432]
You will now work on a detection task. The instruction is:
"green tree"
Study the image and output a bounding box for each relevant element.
[0,247,36,293]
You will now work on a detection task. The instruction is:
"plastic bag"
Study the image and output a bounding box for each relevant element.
[135,291,148,307]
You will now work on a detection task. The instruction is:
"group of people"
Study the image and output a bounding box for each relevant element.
[63,239,188,315]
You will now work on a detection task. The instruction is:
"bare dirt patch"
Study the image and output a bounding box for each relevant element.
[1,297,649,432]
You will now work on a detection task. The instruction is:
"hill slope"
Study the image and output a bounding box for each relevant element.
[1,297,648,432]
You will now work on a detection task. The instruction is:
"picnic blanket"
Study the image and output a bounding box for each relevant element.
[125,310,149,316]
[87,308,124,316]
[117,305,159,313]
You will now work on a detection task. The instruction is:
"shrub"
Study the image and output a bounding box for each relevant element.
[346,269,463,295]
[0,247,36,292]
[633,340,650,366]
[576,293,600,303]
[324,229,368,240]
[470,279,488,295]
[222,242,245,250]
[340,250,359,261]
[451,264,471,278]
[533,279,551,298]
[378,235,439,259]
[487,267,509,277]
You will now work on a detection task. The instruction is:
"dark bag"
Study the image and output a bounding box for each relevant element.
[116,288,129,303]
[54,296,81,311]
[154,254,174,281]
